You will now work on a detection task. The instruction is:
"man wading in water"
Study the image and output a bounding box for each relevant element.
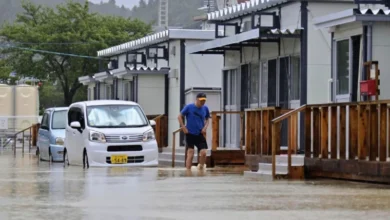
[178,93,210,170]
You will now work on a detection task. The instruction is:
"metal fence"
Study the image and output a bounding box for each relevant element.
[0,116,39,150]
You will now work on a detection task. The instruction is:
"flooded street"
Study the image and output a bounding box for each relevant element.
[0,150,390,220]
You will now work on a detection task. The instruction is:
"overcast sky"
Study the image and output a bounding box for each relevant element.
[88,0,140,9]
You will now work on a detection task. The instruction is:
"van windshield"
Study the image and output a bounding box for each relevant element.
[52,110,67,129]
[86,105,148,128]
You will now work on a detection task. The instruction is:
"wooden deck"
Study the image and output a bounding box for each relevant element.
[270,99,390,183]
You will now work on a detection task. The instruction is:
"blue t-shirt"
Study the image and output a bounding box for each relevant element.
[180,103,210,135]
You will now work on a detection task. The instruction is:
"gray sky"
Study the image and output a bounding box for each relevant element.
[88,0,140,9]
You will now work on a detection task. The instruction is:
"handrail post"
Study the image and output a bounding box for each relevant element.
[172,132,176,168]
[29,127,32,153]
[272,122,276,179]
[22,131,24,156]
[287,116,292,178]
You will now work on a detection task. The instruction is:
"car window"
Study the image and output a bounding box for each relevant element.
[41,113,50,130]
[68,107,85,129]
[51,110,67,129]
[86,105,147,128]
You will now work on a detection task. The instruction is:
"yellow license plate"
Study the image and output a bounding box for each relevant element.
[111,155,128,164]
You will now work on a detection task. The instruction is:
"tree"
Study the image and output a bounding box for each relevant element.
[0,0,152,105]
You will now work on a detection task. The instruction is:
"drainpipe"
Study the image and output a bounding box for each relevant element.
[367,23,372,62]
[299,1,308,154]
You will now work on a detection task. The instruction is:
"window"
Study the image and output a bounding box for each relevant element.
[87,88,91,100]
[86,105,148,128]
[68,107,85,129]
[260,61,268,104]
[106,85,113,99]
[336,39,350,95]
[51,110,67,129]
[290,56,300,100]
[249,62,260,105]
[40,113,50,130]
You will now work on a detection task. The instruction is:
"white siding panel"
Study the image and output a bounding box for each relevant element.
[307,2,355,104]
[185,40,224,89]
[118,54,127,68]
[137,75,165,115]
[373,22,390,100]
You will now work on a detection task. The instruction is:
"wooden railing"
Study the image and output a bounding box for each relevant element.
[271,100,390,179]
[150,114,168,151]
[171,128,182,167]
[211,111,245,150]
[246,107,291,156]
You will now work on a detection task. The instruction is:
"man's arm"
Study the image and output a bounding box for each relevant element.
[201,106,210,133]
[178,105,189,133]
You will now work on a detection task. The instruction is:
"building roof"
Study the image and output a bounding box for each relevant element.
[207,0,287,21]
[313,8,390,29]
[206,0,354,22]
[97,29,218,57]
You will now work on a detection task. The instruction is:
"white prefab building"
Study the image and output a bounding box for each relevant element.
[187,0,356,151]
[313,5,390,102]
[78,29,224,148]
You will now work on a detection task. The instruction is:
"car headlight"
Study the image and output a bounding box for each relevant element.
[143,130,155,142]
[55,137,64,146]
[89,131,106,143]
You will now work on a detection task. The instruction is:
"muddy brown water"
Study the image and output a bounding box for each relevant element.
[0,150,390,220]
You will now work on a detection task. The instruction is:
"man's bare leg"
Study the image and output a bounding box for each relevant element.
[198,149,207,169]
[186,148,194,170]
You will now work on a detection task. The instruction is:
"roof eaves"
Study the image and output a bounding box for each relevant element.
[207,0,288,22]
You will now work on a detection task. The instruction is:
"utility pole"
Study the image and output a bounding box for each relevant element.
[158,0,169,28]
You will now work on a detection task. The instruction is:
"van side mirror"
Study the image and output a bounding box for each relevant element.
[70,121,81,129]
[149,120,156,126]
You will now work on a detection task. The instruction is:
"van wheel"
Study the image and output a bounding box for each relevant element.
[63,149,69,167]
[83,150,89,169]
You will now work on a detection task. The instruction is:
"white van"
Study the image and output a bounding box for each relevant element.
[64,100,158,168]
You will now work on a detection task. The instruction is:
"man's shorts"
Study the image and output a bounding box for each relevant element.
[185,133,208,150]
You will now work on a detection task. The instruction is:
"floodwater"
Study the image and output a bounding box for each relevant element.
[0,150,390,220]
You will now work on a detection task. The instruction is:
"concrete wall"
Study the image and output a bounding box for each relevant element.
[373,22,390,100]
[307,2,355,104]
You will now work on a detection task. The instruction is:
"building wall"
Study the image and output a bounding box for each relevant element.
[373,22,390,100]
[225,39,301,66]
[306,2,355,104]
[137,74,165,115]
[184,39,223,89]
[168,39,181,147]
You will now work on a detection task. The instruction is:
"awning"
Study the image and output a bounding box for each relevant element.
[187,28,302,55]
[93,70,113,82]
[125,67,170,75]
[313,8,390,29]
[78,75,96,85]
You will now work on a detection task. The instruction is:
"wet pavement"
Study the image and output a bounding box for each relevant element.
[0,149,390,220]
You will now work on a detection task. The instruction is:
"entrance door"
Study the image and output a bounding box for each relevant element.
[278,57,290,147]
[334,36,361,103]
[223,68,240,148]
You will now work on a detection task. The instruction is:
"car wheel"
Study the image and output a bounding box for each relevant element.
[63,149,69,167]
[83,150,89,169]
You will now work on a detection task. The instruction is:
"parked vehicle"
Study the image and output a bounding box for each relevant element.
[64,100,158,168]
[37,107,68,162]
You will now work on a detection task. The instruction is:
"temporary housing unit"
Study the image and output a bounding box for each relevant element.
[187,0,355,153]
[78,29,224,148]
[313,4,390,102]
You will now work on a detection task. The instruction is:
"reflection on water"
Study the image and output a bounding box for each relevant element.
[0,150,390,219]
